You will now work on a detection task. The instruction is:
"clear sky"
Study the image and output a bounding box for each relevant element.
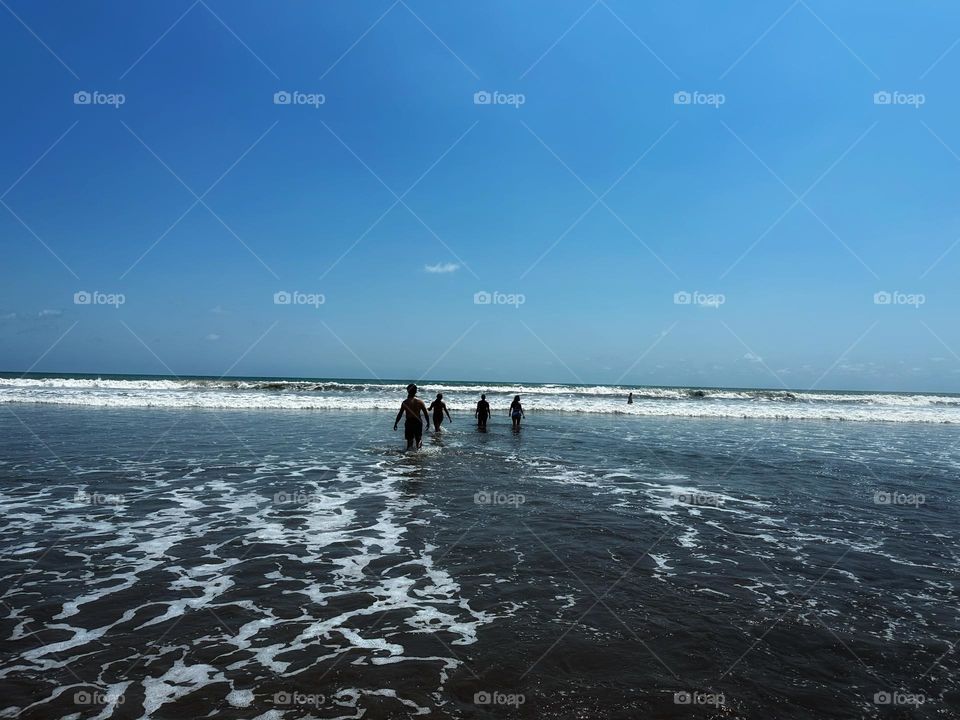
[2,1,959,391]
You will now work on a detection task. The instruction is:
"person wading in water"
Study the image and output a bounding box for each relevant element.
[475,393,491,430]
[394,383,430,450]
[509,394,525,431]
[428,392,453,432]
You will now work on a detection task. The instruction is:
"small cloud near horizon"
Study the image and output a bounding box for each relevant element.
[424,262,460,274]
[743,352,763,363]
[205,333,221,342]
[210,305,228,315]
[38,309,62,317]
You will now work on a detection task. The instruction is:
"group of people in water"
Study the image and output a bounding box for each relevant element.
[393,383,525,450]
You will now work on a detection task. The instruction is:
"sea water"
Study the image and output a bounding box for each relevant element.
[0,377,958,718]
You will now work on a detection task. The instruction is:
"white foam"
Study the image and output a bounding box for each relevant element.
[141,658,227,718]
[2,376,957,423]
[227,688,255,708]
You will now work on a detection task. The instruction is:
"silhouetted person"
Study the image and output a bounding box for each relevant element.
[475,393,491,430]
[428,392,452,432]
[509,394,525,430]
[394,383,430,450]
[627,392,633,404]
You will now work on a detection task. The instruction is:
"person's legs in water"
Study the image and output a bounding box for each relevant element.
[405,418,423,450]
[433,411,443,432]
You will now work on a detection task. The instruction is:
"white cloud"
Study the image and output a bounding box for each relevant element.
[38,309,62,317]
[743,352,763,363]
[424,262,460,274]
[205,333,221,342]
[210,305,228,315]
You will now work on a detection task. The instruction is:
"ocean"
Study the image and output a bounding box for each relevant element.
[1,374,958,718]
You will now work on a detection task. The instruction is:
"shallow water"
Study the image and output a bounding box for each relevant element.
[1,406,958,718]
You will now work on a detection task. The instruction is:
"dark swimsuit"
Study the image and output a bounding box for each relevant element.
[404,418,422,440]
[402,400,423,441]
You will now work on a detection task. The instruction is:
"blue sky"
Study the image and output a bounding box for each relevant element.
[2,0,959,391]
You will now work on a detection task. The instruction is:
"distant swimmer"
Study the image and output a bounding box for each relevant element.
[428,392,453,432]
[394,383,430,450]
[509,394,525,430]
[627,392,633,404]
[475,393,491,430]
